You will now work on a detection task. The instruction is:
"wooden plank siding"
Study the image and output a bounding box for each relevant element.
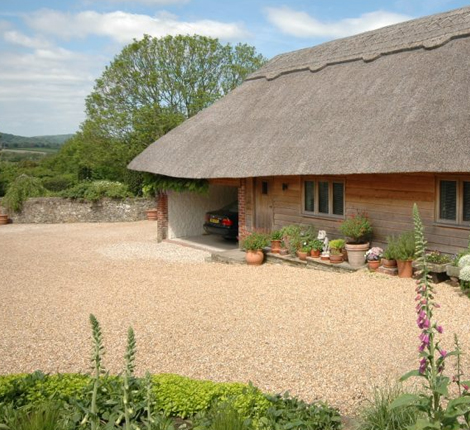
[246,173,470,255]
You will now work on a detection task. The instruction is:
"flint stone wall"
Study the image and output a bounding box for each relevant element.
[2,197,157,223]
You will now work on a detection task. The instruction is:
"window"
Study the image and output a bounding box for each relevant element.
[437,178,470,225]
[303,179,344,217]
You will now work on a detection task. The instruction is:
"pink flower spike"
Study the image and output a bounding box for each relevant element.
[423,319,430,329]
[439,349,447,357]
[415,295,421,301]
[464,385,469,391]
[436,325,443,334]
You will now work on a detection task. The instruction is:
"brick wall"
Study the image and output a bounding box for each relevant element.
[238,179,248,244]
[156,192,169,242]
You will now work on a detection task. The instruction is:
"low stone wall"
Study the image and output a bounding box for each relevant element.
[2,197,157,223]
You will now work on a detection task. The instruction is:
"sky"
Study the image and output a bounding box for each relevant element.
[1,0,469,137]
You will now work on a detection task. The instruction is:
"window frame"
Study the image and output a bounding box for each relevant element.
[302,177,345,219]
[435,176,470,227]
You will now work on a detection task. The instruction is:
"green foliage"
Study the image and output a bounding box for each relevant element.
[356,384,423,430]
[426,251,451,265]
[59,180,132,201]
[270,230,283,241]
[383,235,399,260]
[329,239,345,250]
[242,232,270,251]
[41,174,76,192]
[151,375,270,419]
[394,231,415,261]
[2,174,47,212]
[256,392,342,430]
[309,239,324,251]
[142,173,209,195]
[280,224,317,254]
[339,213,373,244]
[0,401,70,430]
[193,399,252,430]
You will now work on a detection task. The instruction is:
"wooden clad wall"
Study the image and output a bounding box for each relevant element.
[251,173,469,255]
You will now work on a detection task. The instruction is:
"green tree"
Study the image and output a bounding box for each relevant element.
[86,34,266,141]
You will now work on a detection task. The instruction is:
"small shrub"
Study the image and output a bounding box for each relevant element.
[394,231,415,261]
[41,175,76,192]
[339,213,372,244]
[425,250,451,265]
[271,230,283,241]
[242,232,270,251]
[356,384,423,430]
[383,236,399,260]
[2,174,47,212]
[257,392,341,430]
[59,180,132,201]
[0,401,68,430]
[280,224,316,254]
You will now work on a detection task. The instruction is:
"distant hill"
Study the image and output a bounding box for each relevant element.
[0,132,74,150]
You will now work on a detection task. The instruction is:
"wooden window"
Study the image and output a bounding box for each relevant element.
[318,181,329,214]
[304,181,314,212]
[436,178,470,226]
[303,178,344,218]
[332,182,344,216]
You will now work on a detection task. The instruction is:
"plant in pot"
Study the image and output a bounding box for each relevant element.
[329,239,345,264]
[309,239,324,258]
[242,232,270,266]
[395,231,415,278]
[297,244,311,261]
[339,213,373,268]
[382,235,398,268]
[365,247,383,271]
[270,230,283,254]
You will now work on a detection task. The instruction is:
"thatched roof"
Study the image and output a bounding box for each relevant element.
[129,6,470,179]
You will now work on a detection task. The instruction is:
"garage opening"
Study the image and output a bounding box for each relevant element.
[167,183,239,251]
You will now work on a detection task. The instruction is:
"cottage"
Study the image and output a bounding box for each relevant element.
[129,6,470,255]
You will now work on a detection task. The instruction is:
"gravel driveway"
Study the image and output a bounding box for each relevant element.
[1,221,469,415]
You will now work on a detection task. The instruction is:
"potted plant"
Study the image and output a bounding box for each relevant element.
[242,232,270,266]
[309,239,324,258]
[395,231,415,278]
[329,239,345,264]
[297,245,310,261]
[270,230,283,254]
[365,247,383,271]
[418,250,452,283]
[382,236,398,268]
[0,206,8,225]
[339,213,373,268]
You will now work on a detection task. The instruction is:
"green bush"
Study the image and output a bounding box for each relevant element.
[355,384,423,430]
[339,213,372,244]
[41,174,76,192]
[59,180,132,201]
[151,374,270,419]
[2,174,48,212]
[242,232,270,251]
[395,231,415,261]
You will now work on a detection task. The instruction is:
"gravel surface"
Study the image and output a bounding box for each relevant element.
[1,221,470,415]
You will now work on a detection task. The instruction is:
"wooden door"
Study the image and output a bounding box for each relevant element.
[255,177,273,231]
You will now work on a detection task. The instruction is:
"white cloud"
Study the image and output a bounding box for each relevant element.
[4,30,51,49]
[265,6,412,39]
[24,9,249,43]
[0,45,106,135]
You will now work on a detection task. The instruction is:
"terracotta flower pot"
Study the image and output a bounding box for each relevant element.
[0,214,9,225]
[270,240,281,254]
[330,254,344,264]
[146,209,158,221]
[296,250,308,261]
[320,254,330,261]
[246,250,264,266]
[381,258,397,268]
[345,242,369,268]
[368,260,380,271]
[311,249,321,258]
[397,260,413,278]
